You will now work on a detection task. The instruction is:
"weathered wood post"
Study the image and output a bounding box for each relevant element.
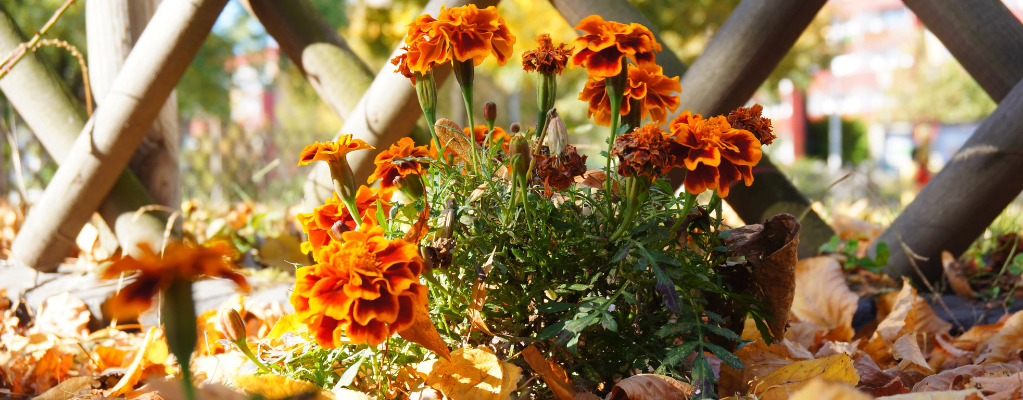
[11,0,227,270]
[874,0,1023,281]
[87,0,182,210]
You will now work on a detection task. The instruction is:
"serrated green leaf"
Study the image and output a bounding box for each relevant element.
[655,322,696,337]
[704,324,741,341]
[663,341,700,367]
[704,342,743,370]
[537,302,575,313]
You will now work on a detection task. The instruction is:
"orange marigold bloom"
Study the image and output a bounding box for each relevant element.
[611,123,674,179]
[727,103,776,146]
[667,111,763,197]
[392,14,450,83]
[368,137,434,194]
[435,4,516,66]
[464,125,509,148]
[290,223,428,347]
[297,186,393,256]
[101,242,249,318]
[579,64,680,127]
[522,33,571,75]
[571,15,661,79]
[535,145,588,195]
[298,135,374,166]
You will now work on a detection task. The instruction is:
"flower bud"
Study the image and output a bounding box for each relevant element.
[484,102,497,125]
[393,174,425,200]
[329,219,348,242]
[218,308,247,343]
[414,71,438,117]
[510,122,521,134]
[546,111,568,156]
[508,135,531,175]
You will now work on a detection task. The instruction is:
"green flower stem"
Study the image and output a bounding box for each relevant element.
[610,177,648,241]
[233,339,271,373]
[536,72,556,135]
[423,269,454,298]
[163,280,198,400]
[605,92,622,195]
[328,161,363,229]
[425,108,443,157]
[458,83,481,174]
[667,190,698,234]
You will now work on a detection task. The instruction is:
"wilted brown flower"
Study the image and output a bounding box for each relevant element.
[535,145,588,196]
[522,33,571,75]
[727,104,775,145]
[611,123,674,179]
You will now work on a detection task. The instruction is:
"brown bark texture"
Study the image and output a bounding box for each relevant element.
[11,0,227,271]
[87,0,181,210]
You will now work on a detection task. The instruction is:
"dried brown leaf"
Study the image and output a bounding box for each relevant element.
[468,250,495,336]
[790,379,870,400]
[235,374,332,400]
[752,214,801,338]
[875,377,911,396]
[573,170,606,191]
[951,321,1004,352]
[877,389,990,400]
[34,376,97,400]
[607,374,693,400]
[33,292,90,339]
[942,251,976,299]
[522,345,576,400]
[404,202,431,243]
[752,353,859,400]
[791,257,858,342]
[969,372,1023,400]
[892,334,933,376]
[397,300,451,361]
[976,310,1023,364]
[718,338,813,397]
[912,363,1020,392]
[106,327,158,398]
[435,119,475,164]
[417,346,522,400]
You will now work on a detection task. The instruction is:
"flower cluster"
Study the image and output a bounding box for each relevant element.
[291,223,427,347]
[571,15,661,79]
[296,187,392,256]
[102,242,249,317]
[392,4,516,83]
[579,64,680,127]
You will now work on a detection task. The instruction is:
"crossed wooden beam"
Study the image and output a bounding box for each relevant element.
[5,0,1023,287]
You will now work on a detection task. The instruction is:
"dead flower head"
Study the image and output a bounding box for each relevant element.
[611,123,674,179]
[522,33,571,75]
[101,241,249,318]
[727,103,775,146]
[291,222,428,348]
[535,144,588,196]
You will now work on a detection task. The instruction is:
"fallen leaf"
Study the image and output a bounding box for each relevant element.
[789,379,869,400]
[522,345,576,400]
[970,372,1023,400]
[976,310,1023,364]
[876,389,988,400]
[747,215,801,339]
[575,393,602,400]
[574,170,606,191]
[235,374,331,400]
[404,202,431,243]
[751,353,859,400]
[33,292,91,339]
[468,250,495,336]
[791,257,858,342]
[875,377,911,396]
[106,327,158,397]
[435,119,475,164]
[266,313,310,340]
[892,334,933,376]
[95,345,130,371]
[942,251,976,299]
[34,376,97,400]
[785,321,828,350]
[397,300,451,361]
[871,279,951,359]
[331,387,373,399]
[718,338,813,397]
[417,346,522,400]
[912,363,1020,392]
[951,321,1004,352]
[607,374,693,400]
[142,378,246,400]
[814,340,857,358]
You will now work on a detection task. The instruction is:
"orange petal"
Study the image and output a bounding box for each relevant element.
[719,129,763,166]
[352,293,400,325]
[684,147,721,170]
[347,319,390,346]
[684,163,719,195]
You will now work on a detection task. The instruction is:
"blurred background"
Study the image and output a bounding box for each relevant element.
[0,0,1015,230]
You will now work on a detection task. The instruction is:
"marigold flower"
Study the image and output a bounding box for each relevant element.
[298,135,374,167]
[368,137,433,194]
[392,14,450,83]
[611,123,674,179]
[290,223,428,347]
[101,242,249,318]
[535,145,588,195]
[571,15,661,79]
[435,4,516,66]
[522,33,571,75]
[579,64,680,127]
[667,111,762,197]
[464,125,509,148]
[297,186,392,256]
[727,103,776,146]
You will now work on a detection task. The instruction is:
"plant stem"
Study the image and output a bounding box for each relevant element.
[163,280,198,400]
[459,84,481,174]
[0,0,76,80]
[328,161,363,229]
[235,340,271,373]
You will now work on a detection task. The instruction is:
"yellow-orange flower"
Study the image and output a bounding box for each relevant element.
[667,111,762,197]
[101,242,249,318]
[368,137,434,194]
[290,223,427,347]
[579,64,680,127]
[392,14,450,83]
[298,135,374,166]
[571,15,661,79]
[727,103,776,146]
[464,125,509,148]
[522,33,571,75]
[435,4,516,66]
[611,123,674,179]
[297,186,392,256]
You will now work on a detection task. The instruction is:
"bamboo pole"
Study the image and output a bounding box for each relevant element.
[873,0,1023,280]
[11,0,227,271]
[554,0,833,258]
[0,1,168,270]
[303,0,499,204]
[239,0,373,120]
[902,0,1023,103]
[550,0,686,80]
[87,0,181,210]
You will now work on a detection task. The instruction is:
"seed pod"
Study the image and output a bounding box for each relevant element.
[510,122,521,134]
[546,111,568,156]
[219,308,247,343]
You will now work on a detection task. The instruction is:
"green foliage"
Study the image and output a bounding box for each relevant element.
[818,235,889,273]
[177,32,232,118]
[805,117,869,166]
